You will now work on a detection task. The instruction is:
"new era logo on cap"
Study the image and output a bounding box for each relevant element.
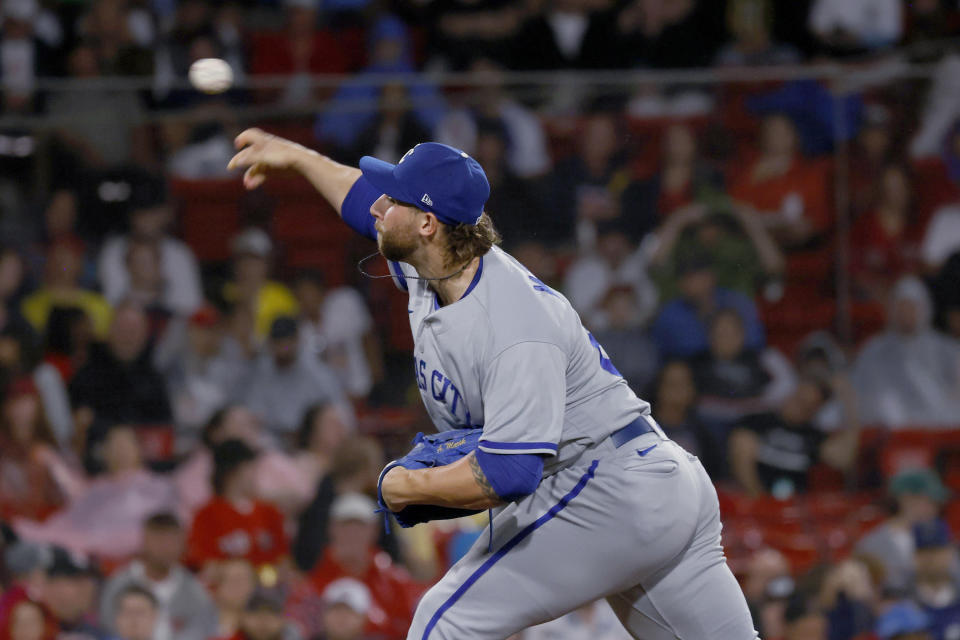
[358,142,491,227]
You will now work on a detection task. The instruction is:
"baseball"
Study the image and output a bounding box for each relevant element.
[189,58,234,94]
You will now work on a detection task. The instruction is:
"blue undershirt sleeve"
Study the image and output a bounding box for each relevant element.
[475,450,544,502]
[339,176,380,241]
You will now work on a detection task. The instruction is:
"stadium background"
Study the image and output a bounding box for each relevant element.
[1,0,960,638]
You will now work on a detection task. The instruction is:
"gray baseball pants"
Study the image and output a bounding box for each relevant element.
[406,431,760,639]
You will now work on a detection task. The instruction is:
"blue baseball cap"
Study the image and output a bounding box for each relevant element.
[875,601,930,639]
[359,143,490,227]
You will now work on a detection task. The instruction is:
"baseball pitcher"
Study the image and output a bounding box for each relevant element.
[228,131,759,639]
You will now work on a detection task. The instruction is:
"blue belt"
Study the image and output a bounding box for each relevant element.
[610,415,656,449]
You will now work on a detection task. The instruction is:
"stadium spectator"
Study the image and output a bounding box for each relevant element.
[40,547,108,640]
[294,271,380,401]
[728,113,832,249]
[315,15,442,149]
[235,589,301,640]
[647,360,718,475]
[856,469,950,597]
[589,286,659,396]
[12,424,182,558]
[239,316,344,437]
[742,548,794,640]
[46,42,150,172]
[293,493,418,640]
[208,558,258,640]
[548,110,643,247]
[782,592,828,640]
[0,249,30,329]
[69,302,173,430]
[563,218,658,329]
[911,519,960,637]
[318,578,375,640]
[155,305,249,438]
[808,0,902,55]
[185,440,288,575]
[0,597,57,640]
[728,372,860,497]
[0,0,60,115]
[874,600,933,640]
[463,121,550,245]
[817,558,878,640]
[424,0,523,70]
[793,331,854,433]
[110,585,159,640]
[100,513,217,640]
[848,104,896,219]
[648,202,785,301]
[0,378,82,522]
[20,238,111,339]
[631,124,725,233]
[97,177,203,316]
[255,403,352,516]
[434,58,550,180]
[523,600,630,640]
[344,83,431,165]
[75,0,154,76]
[714,0,801,67]
[851,164,925,302]
[293,437,386,573]
[222,228,298,340]
[650,254,765,359]
[851,276,960,428]
[690,309,795,438]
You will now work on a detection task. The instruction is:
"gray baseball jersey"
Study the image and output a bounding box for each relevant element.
[387,246,758,640]
[390,245,653,476]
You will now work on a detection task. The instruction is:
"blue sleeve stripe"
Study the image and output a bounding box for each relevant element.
[389,261,408,291]
[478,440,558,454]
[420,460,599,639]
[340,176,380,241]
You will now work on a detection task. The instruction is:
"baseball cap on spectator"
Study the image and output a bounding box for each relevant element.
[359,143,490,227]
[913,519,952,550]
[189,304,220,328]
[875,601,931,639]
[48,546,94,578]
[322,578,371,615]
[4,542,52,577]
[890,469,950,504]
[330,493,377,524]
[268,316,298,340]
[231,228,272,258]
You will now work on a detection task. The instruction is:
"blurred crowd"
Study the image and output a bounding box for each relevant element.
[1,0,960,639]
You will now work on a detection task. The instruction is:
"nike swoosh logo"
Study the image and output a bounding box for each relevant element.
[408,309,413,314]
[637,444,658,457]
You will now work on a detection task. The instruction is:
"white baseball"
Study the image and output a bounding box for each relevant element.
[188,58,234,94]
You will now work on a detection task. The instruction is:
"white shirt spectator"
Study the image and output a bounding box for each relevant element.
[921,203,960,270]
[809,0,901,48]
[563,249,658,330]
[299,286,375,399]
[98,236,203,315]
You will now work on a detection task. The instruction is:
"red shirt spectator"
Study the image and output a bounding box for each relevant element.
[185,440,288,572]
[288,493,420,640]
[0,379,70,522]
[729,114,832,247]
[0,588,59,640]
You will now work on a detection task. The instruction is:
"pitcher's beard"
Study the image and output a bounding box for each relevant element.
[378,227,418,262]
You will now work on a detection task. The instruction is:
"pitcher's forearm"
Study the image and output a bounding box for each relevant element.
[291,148,362,217]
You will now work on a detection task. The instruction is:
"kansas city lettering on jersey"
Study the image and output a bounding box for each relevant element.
[414,357,472,426]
